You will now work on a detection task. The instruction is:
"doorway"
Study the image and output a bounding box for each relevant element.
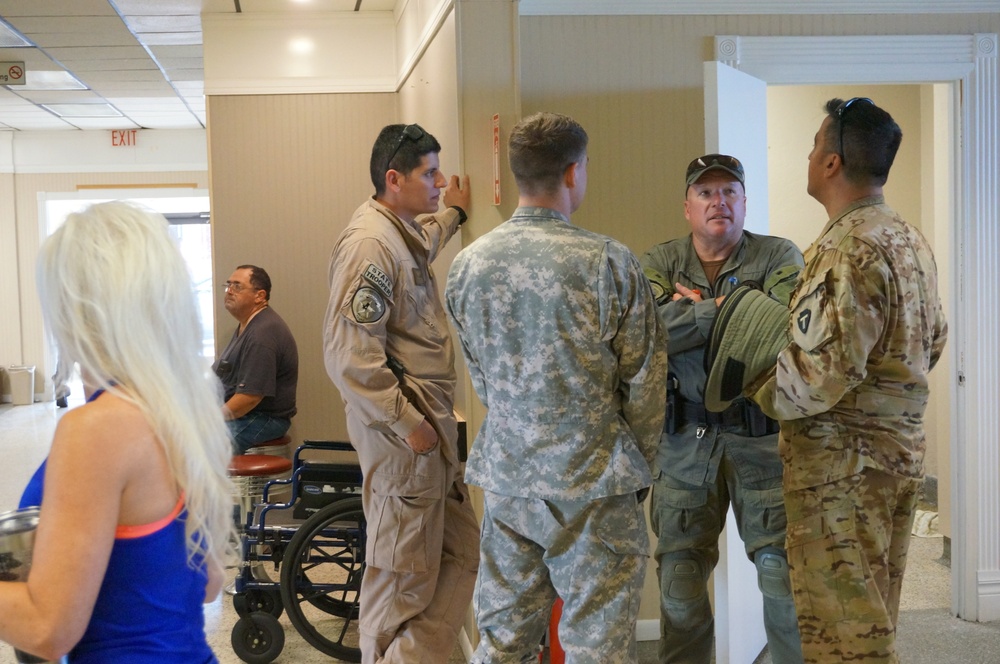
[40,190,212,402]
[766,82,953,540]
[710,32,999,625]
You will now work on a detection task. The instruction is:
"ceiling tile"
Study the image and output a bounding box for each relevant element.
[0,0,398,131]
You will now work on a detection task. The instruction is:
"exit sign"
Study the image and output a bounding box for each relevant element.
[112,129,137,147]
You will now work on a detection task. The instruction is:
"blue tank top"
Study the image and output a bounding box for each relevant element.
[19,390,217,664]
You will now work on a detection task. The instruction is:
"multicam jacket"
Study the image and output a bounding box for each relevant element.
[752,196,948,491]
[445,206,667,500]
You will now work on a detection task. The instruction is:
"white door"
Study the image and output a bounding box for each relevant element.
[703,59,770,664]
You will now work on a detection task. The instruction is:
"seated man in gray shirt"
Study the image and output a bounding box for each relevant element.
[213,264,298,454]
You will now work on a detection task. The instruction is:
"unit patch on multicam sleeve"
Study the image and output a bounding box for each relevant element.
[790,273,833,352]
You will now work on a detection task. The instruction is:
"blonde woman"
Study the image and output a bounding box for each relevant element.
[0,202,233,662]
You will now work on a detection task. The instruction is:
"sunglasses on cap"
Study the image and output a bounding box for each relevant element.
[685,154,745,188]
[385,124,426,174]
[835,97,874,167]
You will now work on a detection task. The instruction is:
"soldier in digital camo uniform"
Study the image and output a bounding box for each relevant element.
[748,98,948,663]
[323,123,479,664]
[445,112,667,664]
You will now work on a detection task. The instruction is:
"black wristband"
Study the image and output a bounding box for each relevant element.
[450,205,468,225]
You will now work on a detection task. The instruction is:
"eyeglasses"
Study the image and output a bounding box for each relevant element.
[685,154,745,186]
[385,124,425,173]
[835,97,873,166]
[223,281,255,293]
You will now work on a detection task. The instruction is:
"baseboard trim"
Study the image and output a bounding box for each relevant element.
[460,627,474,659]
[637,619,659,642]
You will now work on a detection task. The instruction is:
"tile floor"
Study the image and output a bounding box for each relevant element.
[2,397,998,663]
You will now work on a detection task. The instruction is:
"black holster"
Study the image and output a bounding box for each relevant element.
[665,373,681,434]
[744,399,780,437]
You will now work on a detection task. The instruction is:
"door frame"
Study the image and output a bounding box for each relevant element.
[713,32,999,622]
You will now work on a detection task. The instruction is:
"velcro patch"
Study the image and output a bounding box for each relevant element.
[363,263,393,300]
[352,287,386,323]
[797,309,812,334]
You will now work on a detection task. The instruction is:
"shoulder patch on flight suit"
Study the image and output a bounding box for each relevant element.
[643,266,673,305]
[363,263,393,300]
[352,287,386,323]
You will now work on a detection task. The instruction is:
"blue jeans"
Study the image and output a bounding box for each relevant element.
[228,411,291,454]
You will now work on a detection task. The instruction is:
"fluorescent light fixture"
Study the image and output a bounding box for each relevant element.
[19,70,88,91]
[289,37,314,54]
[0,19,32,48]
[41,103,123,118]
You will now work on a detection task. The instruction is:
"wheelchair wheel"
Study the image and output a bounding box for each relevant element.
[280,496,365,663]
[231,610,285,664]
[233,587,283,619]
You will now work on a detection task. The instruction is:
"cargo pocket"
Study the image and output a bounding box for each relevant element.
[593,497,647,625]
[785,507,879,622]
[652,485,709,537]
[743,486,788,541]
[366,470,442,573]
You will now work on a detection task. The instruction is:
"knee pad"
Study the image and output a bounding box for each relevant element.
[661,556,708,601]
[755,548,792,599]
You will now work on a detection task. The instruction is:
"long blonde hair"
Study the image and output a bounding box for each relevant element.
[36,201,233,572]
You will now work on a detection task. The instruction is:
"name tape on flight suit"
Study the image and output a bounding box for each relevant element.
[363,263,393,300]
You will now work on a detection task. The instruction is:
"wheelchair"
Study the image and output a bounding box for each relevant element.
[229,440,366,664]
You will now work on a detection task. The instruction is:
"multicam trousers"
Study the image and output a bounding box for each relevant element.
[471,490,648,664]
[784,468,921,664]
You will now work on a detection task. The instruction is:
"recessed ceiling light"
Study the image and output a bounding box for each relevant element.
[0,19,32,48]
[289,37,314,54]
[18,70,88,91]
[41,103,123,118]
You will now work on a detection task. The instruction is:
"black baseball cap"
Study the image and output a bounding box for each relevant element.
[685,154,745,188]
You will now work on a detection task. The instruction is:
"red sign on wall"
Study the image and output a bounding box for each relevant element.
[112,129,137,147]
[492,114,500,206]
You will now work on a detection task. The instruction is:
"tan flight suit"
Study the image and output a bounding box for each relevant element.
[324,197,479,664]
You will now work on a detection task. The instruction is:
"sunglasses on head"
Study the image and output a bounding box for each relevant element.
[385,124,426,174]
[835,97,873,167]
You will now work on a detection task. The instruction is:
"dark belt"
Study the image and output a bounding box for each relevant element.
[682,400,745,427]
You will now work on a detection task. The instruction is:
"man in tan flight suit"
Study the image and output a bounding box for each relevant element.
[323,123,479,664]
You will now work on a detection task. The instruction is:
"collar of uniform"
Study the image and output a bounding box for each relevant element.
[682,232,748,292]
[510,206,570,224]
[367,196,430,251]
[826,194,885,228]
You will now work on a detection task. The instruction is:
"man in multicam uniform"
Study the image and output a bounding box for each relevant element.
[747,98,948,663]
[445,112,667,664]
[640,154,804,664]
[323,123,479,664]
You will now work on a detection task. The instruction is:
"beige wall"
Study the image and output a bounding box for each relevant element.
[767,84,923,248]
[518,12,998,258]
[207,92,397,443]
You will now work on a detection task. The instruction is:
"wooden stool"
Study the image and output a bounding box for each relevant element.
[228,453,293,528]
[244,434,292,457]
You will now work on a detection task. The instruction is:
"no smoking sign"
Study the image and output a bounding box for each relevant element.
[0,62,25,85]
